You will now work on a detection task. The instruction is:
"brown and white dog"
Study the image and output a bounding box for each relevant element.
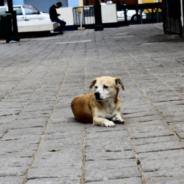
[71,76,124,127]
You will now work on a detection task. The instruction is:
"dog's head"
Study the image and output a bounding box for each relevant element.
[89,76,124,101]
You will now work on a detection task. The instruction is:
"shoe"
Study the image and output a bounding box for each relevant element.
[8,40,16,43]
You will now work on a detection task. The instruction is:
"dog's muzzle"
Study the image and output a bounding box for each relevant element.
[94,92,102,100]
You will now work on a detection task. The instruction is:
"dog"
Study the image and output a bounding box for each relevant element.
[71,76,124,127]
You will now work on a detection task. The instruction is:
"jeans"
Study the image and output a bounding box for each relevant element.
[52,18,66,32]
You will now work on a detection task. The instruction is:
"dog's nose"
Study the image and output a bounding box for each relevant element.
[95,92,100,99]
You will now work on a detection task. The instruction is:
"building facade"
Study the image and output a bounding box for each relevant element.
[2,0,80,13]
[83,0,138,5]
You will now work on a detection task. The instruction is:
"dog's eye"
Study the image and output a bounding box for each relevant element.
[104,85,108,89]
[95,86,98,89]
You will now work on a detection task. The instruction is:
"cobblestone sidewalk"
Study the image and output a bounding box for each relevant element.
[1,23,184,184]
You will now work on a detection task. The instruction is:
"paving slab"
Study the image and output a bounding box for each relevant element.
[1,23,184,184]
[89,177,142,184]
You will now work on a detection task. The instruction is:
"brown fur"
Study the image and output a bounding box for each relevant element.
[71,76,124,127]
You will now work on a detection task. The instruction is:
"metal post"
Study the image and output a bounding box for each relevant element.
[157,7,159,22]
[124,4,128,25]
[0,0,4,6]
[94,0,103,31]
[181,0,183,27]
[78,7,85,30]
[151,7,154,19]
[7,0,13,12]
[180,0,184,37]
[7,0,19,41]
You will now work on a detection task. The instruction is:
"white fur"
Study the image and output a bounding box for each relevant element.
[94,82,116,101]
[112,113,124,122]
[71,76,124,127]
[103,120,115,127]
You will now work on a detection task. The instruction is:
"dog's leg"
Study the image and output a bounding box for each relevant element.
[93,116,115,127]
[112,113,124,124]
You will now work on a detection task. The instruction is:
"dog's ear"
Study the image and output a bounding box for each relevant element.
[115,77,125,90]
[89,78,97,89]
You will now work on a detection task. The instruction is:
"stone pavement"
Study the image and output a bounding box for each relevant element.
[0,23,184,184]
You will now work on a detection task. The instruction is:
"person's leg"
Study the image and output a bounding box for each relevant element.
[54,18,66,33]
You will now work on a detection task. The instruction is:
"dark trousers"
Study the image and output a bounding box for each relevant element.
[52,18,66,32]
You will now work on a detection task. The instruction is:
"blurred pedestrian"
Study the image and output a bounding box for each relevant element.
[116,1,122,11]
[106,0,113,4]
[49,2,66,34]
[100,0,106,5]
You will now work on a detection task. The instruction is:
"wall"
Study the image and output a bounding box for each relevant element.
[143,0,162,13]
[138,0,143,3]
[57,7,74,25]
[83,0,138,5]
[13,0,24,5]
[143,0,161,2]
[24,0,68,13]
[68,0,79,7]
[101,4,117,23]
[114,0,138,5]
[78,0,83,6]
[83,0,95,5]
[57,4,118,26]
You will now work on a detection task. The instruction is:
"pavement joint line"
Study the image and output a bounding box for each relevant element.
[115,54,184,147]
[0,58,58,142]
[81,38,89,184]
[0,42,33,73]
[0,41,46,85]
[23,59,72,183]
[95,32,106,73]
[0,34,76,142]
[110,63,146,183]
[143,51,183,77]
[124,123,146,184]
[0,33,74,105]
[56,40,91,44]
[97,31,146,184]
[115,32,129,35]
[0,64,24,85]
[124,52,184,145]
[113,56,166,184]
[65,32,88,35]
[159,51,184,64]
[22,34,81,184]
[0,62,20,73]
[2,25,184,183]
[127,42,184,106]
[129,54,184,105]
[134,44,184,79]
[0,44,57,105]
[22,37,61,41]
[80,125,87,184]
[113,36,134,39]
[22,56,71,184]
[105,28,184,147]
[128,53,184,105]
[147,68,184,100]
[154,24,163,30]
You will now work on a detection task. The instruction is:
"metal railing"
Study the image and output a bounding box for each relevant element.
[118,3,163,25]
[73,6,95,26]
[163,0,183,36]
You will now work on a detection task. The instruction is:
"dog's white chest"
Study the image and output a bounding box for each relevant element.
[95,107,118,119]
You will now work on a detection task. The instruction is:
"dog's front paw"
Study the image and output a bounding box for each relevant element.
[112,115,124,124]
[103,120,115,127]
[114,120,124,124]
